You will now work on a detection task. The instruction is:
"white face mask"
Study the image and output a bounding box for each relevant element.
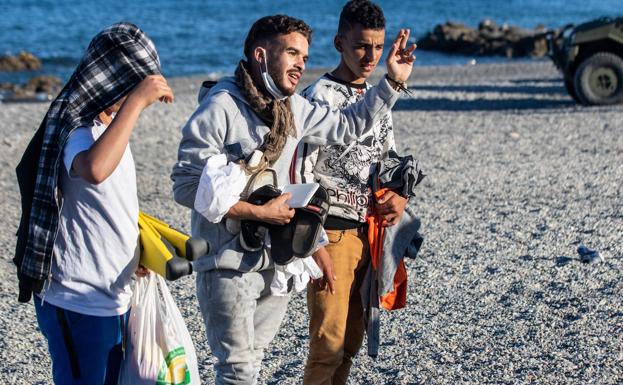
[259,48,287,100]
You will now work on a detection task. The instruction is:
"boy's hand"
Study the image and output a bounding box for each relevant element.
[375,190,408,227]
[386,28,416,84]
[311,247,337,295]
[127,74,174,110]
[72,75,173,185]
[258,193,295,225]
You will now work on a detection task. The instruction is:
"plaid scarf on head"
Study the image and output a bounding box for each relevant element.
[14,22,161,302]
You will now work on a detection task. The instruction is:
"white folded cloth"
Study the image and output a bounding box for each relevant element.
[194,154,246,223]
[270,256,323,296]
[269,228,329,296]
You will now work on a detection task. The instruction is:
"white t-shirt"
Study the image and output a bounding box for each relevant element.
[41,118,139,316]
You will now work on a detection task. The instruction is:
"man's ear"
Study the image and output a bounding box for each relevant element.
[334,35,344,53]
[251,47,264,63]
[253,47,266,64]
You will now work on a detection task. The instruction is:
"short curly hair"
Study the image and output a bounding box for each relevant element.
[338,0,385,34]
[244,15,313,60]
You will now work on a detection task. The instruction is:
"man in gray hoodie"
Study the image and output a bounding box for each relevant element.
[171,14,415,385]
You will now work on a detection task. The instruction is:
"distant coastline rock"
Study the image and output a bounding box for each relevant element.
[0,75,61,102]
[417,19,553,58]
[24,75,62,94]
[0,51,42,72]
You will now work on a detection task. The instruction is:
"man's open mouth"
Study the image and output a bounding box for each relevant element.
[288,71,301,84]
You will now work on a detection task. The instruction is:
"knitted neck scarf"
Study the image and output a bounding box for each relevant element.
[234,60,295,172]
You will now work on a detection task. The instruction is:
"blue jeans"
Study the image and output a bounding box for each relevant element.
[34,299,129,385]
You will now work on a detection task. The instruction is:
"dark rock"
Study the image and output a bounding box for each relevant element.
[23,75,62,94]
[419,22,484,55]
[0,75,61,102]
[417,20,557,58]
[478,18,498,32]
[0,51,42,72]
[0,82,19,92]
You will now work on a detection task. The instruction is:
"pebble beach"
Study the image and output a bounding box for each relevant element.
[0,61,621,384]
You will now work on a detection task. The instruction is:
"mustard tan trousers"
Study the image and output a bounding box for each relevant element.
[303,229,370,385]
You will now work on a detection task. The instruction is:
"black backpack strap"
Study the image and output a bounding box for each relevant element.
[201,80,217,89]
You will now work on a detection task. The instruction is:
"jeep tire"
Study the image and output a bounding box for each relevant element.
[573,52,623,105]
[564,74,581,103]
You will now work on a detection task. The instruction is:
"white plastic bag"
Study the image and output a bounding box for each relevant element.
[119,273,201,384]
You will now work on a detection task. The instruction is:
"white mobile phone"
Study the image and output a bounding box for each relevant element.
[281,183,320,208]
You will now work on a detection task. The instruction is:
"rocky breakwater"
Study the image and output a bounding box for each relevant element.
[0,52,61,102]
[0,76,62,101]
[417,19,554,58]
[0,52,42,72]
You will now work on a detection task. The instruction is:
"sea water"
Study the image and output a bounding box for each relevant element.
[0,0,619,82]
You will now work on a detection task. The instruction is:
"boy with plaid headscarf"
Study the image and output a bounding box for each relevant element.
[14,22,173,384]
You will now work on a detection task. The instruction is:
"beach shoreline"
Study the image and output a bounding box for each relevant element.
[1,61,621,384]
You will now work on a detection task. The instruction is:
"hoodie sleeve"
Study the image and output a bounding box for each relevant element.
[171,94,234,209]
[384,113,397,155]
[293,82,332,185]
[296,77,400,146]
[293,141,319,184]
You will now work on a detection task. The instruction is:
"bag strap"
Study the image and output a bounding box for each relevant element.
[240,168,278,201]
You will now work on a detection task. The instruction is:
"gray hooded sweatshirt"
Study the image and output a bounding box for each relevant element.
[171,76,400,273]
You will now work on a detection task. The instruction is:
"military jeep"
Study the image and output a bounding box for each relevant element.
[548,16,623,105]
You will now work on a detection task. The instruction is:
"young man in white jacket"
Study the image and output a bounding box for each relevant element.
[171,14,415,385]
